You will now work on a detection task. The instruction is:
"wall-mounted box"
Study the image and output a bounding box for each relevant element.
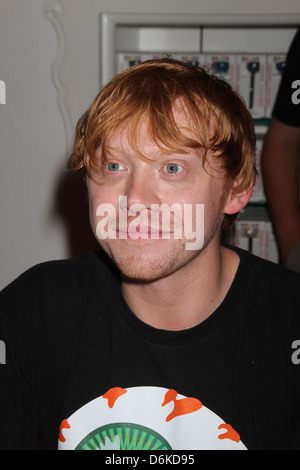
[115,26,201,53]
[235,54,266,118]
[205,54,236,83]
[172,54,206,67]
[101,13,299,86]
[202,27,297,53]
[117,53,148,73]
[265,54,287,117]
[117,53,207,74]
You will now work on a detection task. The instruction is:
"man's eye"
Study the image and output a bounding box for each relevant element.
[164,163,183,174]
[106,162,125,172]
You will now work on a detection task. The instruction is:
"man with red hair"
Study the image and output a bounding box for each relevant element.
[1,59,300,450]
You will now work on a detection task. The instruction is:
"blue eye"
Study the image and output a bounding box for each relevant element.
[106,162,125,171]
[164,163,183,174]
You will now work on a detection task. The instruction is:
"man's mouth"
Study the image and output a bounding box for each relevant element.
[117,226,172,239]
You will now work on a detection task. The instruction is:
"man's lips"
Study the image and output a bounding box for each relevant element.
[116,226,173,237]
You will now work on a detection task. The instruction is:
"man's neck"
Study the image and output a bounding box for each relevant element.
[121,245,240,331]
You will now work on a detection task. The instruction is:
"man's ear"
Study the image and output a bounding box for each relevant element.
[223,180,253,215]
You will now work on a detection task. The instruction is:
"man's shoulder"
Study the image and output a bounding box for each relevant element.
[234,242,299,275]
[231,244,300,305]
[0,250,116,304]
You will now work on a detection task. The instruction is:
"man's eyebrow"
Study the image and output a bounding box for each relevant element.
[104,146,129,157]
[99,145,200,162]
[97,147,123,162]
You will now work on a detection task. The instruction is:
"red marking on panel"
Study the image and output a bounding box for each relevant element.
[103,387,127,408]
[218,423,240,443]
[161,389,202,422]
[59,419,70,443]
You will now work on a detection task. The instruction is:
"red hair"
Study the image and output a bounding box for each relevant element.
[68,58,256,233]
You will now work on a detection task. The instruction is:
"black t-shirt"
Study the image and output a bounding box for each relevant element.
[0,245,300,450]
[272,28,300,126]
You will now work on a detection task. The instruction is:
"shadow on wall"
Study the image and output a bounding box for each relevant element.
[54,169,99,257]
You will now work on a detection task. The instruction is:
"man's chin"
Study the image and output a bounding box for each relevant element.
[100,240,202,284]
[113,256,174,283]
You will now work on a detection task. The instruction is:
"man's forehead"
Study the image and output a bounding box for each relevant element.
[108,127,163,156]
[104,110,202,152]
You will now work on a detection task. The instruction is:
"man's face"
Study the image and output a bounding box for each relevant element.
[87,114,230,282]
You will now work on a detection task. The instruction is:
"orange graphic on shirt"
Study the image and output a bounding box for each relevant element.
[103,387,127,408]
[218,423,240,443]
[59,419,70,443]
[161,389,203,422]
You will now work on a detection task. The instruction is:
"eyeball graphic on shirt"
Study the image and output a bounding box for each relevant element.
[58,386,247,450]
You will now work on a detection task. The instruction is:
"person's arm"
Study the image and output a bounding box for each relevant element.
[261,117,300,264]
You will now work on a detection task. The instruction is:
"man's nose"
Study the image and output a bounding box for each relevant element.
[124,168,160,210]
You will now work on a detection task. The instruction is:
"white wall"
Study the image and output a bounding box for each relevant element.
[1,0,300,289]
[0,0,68,289]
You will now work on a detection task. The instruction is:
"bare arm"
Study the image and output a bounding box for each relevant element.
[261,117,300,264]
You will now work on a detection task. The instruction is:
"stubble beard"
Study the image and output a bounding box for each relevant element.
[98,214,222,284]
[101,239,195,283]
[94,183,229,283]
